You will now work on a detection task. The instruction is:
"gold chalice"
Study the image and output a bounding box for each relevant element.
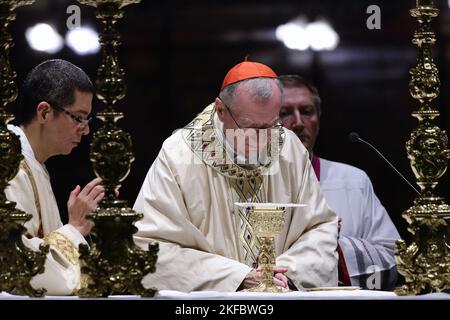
[235,203,306,293]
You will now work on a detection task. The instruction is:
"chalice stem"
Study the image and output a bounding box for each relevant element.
[259,236,275,287]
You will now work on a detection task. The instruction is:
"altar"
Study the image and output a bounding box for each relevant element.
[1,289,449,300]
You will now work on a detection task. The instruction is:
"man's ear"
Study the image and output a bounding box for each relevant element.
[36,102,50,123]
[215,97,225,121]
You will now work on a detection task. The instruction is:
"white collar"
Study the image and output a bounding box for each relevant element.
[7,124,38,161]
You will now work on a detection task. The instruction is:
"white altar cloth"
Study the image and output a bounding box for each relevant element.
[1,289,449,300]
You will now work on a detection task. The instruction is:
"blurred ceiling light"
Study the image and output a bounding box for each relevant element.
[25,23,64,54]
[276,18,339,51]
[306,20,339,51]
[66,27,100,55]
[276,21,309,50]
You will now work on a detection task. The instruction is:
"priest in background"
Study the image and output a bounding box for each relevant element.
[278,74,400,290]
[133,61,339,292]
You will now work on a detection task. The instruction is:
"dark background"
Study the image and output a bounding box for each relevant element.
[7,0,450,241]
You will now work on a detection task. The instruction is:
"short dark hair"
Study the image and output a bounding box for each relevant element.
[278,75,322,116]
[15,59,95,125]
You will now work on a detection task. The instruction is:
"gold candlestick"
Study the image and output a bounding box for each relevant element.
[395,1,450,295]
[76,0,158,297]
[416,0,434,7]
[0,0,49,297]
[236,203,306,293]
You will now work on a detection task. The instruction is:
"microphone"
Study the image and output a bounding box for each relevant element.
[348,132,420,196]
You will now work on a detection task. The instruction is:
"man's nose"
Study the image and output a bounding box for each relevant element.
[292,110,304,129]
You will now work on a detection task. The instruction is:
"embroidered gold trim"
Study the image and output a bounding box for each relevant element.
[43,231,79,266]
[183,103,285,180]
[229,177,264,266]
[20,160,44,238]
[183,103,284,266]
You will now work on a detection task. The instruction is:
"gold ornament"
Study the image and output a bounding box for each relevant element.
[0,0,49,297]
[76,0,158,297]
[395,0,450,295]
[236,203,305,293]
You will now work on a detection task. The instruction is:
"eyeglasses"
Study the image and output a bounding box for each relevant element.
[49,103,92,129]
[221,99,282,131]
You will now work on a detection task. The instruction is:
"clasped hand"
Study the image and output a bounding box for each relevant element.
[240,266,290,290]
[67,177,105,236]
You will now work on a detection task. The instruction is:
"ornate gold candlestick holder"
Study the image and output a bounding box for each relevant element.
[76,0,158,297]
[236,203,306,293]
[0,0,49,297]
[395,0,450,295]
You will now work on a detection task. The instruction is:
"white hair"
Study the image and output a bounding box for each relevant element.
[219,77,283,108]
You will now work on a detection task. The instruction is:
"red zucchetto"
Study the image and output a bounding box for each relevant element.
[221,60,277,91]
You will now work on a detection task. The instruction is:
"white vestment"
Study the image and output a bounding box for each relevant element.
[134,104,338,292]
[4,125,87,295]
[318,157,400,289]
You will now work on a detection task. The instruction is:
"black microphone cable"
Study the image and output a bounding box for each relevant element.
[349,132,420,196]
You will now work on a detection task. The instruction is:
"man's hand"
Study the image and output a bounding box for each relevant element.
[240,268,261,289]
[67,177,105,236]
[239,266,290,290]
[273,267,289,288]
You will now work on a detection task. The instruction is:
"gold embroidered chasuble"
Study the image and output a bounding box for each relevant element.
[134,103,339,292]
[182,103,286,267]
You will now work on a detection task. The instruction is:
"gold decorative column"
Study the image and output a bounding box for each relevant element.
[0,0,49,297]
[395,0,450,295]
[76,0,158,297]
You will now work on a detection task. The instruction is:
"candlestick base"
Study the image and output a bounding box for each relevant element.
[77,207,158,297]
